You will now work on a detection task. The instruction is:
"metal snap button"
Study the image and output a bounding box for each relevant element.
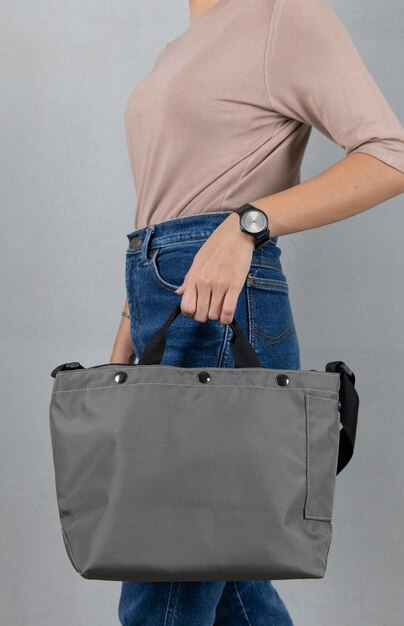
[197,371,211,383]
[114,371,128,384]
[275,373,289,386]
[129,236,142,248]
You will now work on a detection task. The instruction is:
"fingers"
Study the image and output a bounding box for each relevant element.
[208,285,227,322]
[176,274,243,326]
[219,285,241,325]
[180,277,213,322]
[193,281,212,323]
[177,278,198,318]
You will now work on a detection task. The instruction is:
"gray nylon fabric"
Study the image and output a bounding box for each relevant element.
[49,364,341,581]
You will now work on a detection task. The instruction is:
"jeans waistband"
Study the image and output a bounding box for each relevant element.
[126,210,279,255]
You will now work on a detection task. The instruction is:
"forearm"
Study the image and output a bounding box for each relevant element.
[110,297,136,364]
[174,152,404,326]
[251,153,404,238]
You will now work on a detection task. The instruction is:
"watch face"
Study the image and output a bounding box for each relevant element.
[240,208,267,234]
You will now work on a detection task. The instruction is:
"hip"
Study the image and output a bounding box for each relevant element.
[125,210,300,369]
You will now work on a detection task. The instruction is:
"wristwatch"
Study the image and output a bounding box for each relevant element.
[233,203,270,249]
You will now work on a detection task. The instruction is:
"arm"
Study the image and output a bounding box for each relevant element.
[110,296,136,364]
[251,151,404,237]
[254,0,404,232]
[176,152,403,325]
[175,0,404,325]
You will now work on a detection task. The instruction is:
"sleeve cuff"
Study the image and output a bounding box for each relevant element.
[346,143,404,174]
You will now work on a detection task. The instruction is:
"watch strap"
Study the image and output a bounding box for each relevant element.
[254,230,270,248]
[233,203,257,215]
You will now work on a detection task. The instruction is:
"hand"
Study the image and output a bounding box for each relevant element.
[174,212,255,326]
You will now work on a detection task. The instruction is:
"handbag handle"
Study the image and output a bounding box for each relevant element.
[137,302,359,476]
[51,305,359,475]
[137,301,261,368]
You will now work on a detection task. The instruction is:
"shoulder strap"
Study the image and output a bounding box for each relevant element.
[326,361,360,474]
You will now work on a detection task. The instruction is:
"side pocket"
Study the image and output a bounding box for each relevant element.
[304,394,340,521]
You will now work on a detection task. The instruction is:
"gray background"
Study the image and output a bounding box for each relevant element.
[1,1,403,624]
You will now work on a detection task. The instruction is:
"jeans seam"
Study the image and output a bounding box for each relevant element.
[149,248,182,292]
[247,275,289,292]
[126,237,213,257]
[249,259,282,271]
[232,581,253,626]
[253,323,296,345]
[126,257,143,352]
[217,324,231,367]
[127,239,279,255]
[245,282,254,348]
[149,237,209,249]
[163,582,180,626]
[250,281,289,293]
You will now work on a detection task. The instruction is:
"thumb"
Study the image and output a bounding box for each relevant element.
[174,283,185,294]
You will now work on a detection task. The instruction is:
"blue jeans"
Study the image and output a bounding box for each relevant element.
[119,211,300,626]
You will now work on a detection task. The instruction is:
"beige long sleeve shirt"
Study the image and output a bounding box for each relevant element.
[125,0,404,230]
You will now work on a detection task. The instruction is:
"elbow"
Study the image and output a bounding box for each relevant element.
[379,162,404,197]
[346,145,404,196]
[349,132,404,173]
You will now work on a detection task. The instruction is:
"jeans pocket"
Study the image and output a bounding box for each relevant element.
[149,241,203,293]
[246,264,296,344]
[246,263,300,369]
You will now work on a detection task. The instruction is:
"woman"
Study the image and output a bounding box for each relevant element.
[112,0,404,624]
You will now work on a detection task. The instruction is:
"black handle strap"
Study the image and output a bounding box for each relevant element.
[51,307,360,475]
[137,302,261,368]
[138,305,359,473]
[326,361,360,474]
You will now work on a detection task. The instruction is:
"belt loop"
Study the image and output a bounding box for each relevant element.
[141,225,155,266]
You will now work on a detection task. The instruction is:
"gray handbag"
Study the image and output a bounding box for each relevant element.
[49,302,359,582]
